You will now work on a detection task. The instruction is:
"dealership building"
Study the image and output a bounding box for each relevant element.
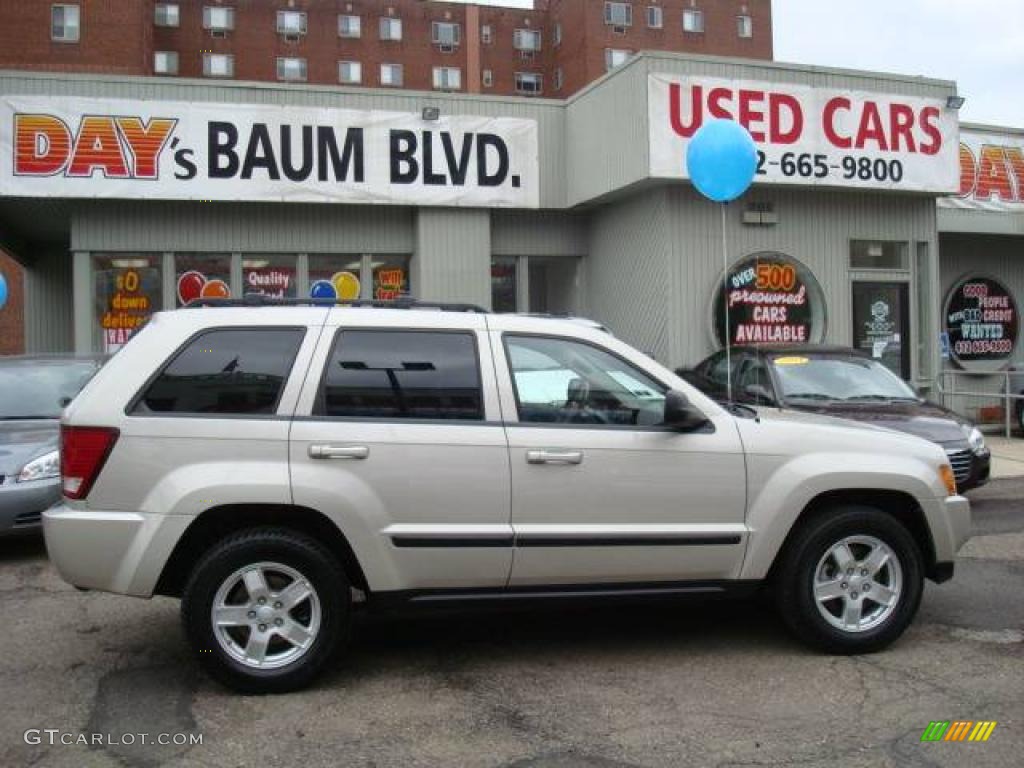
[0,52,1022,410]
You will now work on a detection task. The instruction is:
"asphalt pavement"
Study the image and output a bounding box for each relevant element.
[1,479,1022,768]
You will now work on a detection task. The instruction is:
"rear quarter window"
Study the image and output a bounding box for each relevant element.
[132,328,305,415]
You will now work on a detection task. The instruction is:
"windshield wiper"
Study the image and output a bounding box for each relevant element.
[0,415,57,420]
[844,395,919,403]
[785,393,839,401]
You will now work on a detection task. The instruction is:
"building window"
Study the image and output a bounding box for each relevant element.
[379,17,402,40]
[174,254,232,306]
[243,255,298,299]
[482,69,493,88]
[277,57,307,82]
[277,11,307,35]
[647,6,663,29]
[154,51,179,75]
[554,67,564,91]
[481,24,493,44]
[51,4,80,42]
[737,15,753,38]
[154,3,180,28]
[380,63,403,87]
[604,2,632,27]
[338,60,361,84]
[203,6,235,32]
[515,72,542,96]
[432,21,461,47]
[683,9,704,34]
[338,14,361,38]
[202,53,234,78]
[605,48,631,71]
[850,241,910,271]
[433,66,461,91]
[514,28,541,51]
[93,254,163,353]
[553,22,562,46]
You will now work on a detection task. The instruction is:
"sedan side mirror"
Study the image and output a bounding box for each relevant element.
[743,384,776,405]
[663,389,710,431]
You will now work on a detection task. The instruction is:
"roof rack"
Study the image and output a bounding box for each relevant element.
[184,295,489,313]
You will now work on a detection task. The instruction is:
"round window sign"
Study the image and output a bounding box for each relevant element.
[944,275,1018,369]
[713,253,826,347]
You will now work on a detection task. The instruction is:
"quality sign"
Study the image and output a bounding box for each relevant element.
[0,96,540,208]
[649,74,960,193]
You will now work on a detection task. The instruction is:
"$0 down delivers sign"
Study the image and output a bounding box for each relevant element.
[1,96,540,208]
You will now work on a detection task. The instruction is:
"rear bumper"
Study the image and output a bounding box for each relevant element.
[42,505,191,596]
[0,477,60,534]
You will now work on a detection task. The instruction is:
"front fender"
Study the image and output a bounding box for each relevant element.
[740,451,946,580]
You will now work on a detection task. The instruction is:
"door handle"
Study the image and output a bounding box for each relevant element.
[309,444,370,460]
[526,449,584,465]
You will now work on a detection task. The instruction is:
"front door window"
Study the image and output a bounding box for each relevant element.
[852,282,911,379]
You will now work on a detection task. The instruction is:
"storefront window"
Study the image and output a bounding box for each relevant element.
[371,255,412,301]
[714,252,826,347]
[175,253,231,306]
[850,241,909,271]
[242,254,297,298]
[93,254,163,353]
[308,255,364,300]
[491,257,517,312]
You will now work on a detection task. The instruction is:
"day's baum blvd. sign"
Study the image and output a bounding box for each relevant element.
[0,96,539,208]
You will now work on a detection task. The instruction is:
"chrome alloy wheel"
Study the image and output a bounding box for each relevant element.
[812,535,903,633]
[211,561,322,670]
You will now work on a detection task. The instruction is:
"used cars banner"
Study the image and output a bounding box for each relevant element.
[649,74,960,194]
[940,128,1024,212]
[0,96,540,208]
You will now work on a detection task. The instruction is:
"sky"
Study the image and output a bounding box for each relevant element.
[459,0,1023,128]
[773,0,1024,127]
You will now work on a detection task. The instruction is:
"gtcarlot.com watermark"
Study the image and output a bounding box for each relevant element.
[24,729,202,747]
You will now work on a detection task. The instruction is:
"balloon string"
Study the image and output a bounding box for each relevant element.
[722,202,732,404]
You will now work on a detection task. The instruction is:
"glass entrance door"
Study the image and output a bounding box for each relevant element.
[852,282,911,379]
[490,256,578,314]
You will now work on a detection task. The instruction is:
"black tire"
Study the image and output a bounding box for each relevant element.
[774,506,924,654]
[181,527,350,694]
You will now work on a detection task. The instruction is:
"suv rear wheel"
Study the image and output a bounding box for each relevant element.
[181,527,350,693]
[774,506,924,653]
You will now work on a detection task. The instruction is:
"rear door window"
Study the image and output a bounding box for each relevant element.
[134,328,304,415]
[318,330,483,420]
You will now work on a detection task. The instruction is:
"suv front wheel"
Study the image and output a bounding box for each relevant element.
[181,527,350,693]
[774,506,924,654]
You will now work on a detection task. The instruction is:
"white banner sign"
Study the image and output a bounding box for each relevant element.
[0,96,540,208]
[649,74,960,194]
[939,128,1024,211]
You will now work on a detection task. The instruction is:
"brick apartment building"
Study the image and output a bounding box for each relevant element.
[0,1,772,98]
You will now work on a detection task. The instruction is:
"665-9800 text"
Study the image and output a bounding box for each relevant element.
[756,151,905,183]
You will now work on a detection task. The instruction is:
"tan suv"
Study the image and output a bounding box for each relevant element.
[44,299,971,693]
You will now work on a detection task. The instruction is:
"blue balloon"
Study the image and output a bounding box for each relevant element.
[686,119,758,203]
[0,272,7,310]
[310,280,337,299]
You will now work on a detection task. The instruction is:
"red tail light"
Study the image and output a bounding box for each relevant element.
[60,426,120,500]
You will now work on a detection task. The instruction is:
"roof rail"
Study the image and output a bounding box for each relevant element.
[183,295,489,313]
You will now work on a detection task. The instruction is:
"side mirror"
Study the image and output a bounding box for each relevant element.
[743,384,776,405]
[663,389,709,431]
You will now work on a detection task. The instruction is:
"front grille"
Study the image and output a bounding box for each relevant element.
[13,511,42,528]
[946,449,973,485]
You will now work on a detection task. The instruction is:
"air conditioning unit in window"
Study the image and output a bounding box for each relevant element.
[613,25,626,35]
[519,50,534,60]
[211,29,227,39]
[438,43,454,53]
[284,33,300,43]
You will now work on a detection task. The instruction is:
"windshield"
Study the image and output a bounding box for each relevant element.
[770,355,917,402]
[0,360,100,419]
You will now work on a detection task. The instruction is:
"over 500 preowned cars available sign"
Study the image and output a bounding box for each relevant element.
[0,96,540,208]
[649,74,960,193]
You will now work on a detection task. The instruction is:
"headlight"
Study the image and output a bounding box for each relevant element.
[963,425,987,454]
[16,450,60,483]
